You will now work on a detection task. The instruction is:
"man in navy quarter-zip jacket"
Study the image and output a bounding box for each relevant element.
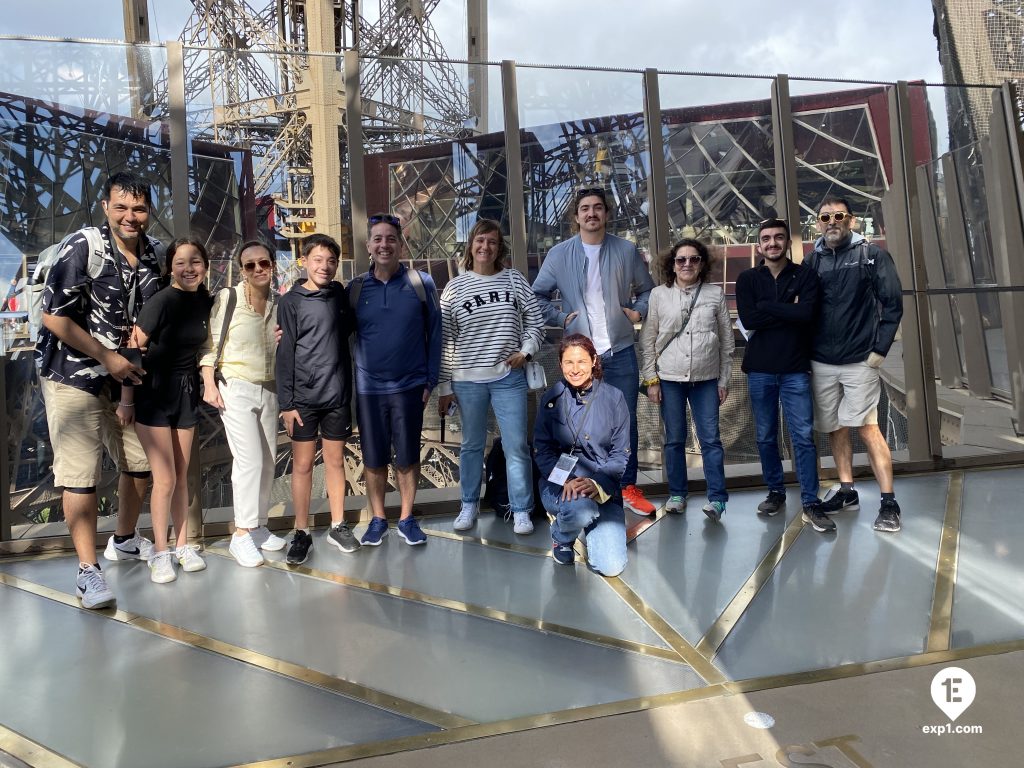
[804,195,904,534]
[736,218,834,534]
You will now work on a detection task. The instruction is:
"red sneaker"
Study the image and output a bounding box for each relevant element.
[622,485,656,516]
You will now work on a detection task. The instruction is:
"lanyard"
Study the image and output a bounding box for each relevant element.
[561,382,596,453]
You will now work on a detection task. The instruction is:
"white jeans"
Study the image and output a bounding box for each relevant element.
[220,378,279,530]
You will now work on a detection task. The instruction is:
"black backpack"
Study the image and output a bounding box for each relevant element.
[483,437,543,519]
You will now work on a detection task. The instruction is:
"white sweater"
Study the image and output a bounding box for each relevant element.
[437,268,545,395]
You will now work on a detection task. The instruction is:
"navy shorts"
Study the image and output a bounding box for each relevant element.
[356,387,425,468]
[289,404,352,442]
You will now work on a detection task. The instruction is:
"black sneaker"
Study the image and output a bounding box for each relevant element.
[757,491,787,516]
[286,530,313,565]
[819,486,860,513]
[327,523,361,553]
[802,503,837,533]
[552,541,575,565]
[873,499,902,533]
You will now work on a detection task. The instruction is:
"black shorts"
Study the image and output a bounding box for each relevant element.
[135,373,200,429]
[290,404,352,442]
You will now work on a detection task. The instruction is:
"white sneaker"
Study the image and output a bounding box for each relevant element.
[103,531,154,562]
[250,525,287,552]
[176,544,207,573]
[149,551,177,583]
[229,532,264,567]
[75,563,115,609]
[453,502,478,531]
[513,511,534,535]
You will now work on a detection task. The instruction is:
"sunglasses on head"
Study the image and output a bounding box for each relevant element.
[674,255,701,265]
[575,187,607,204]
[242,259,273,272]
[818,211,852,224]
[369,213,401,227]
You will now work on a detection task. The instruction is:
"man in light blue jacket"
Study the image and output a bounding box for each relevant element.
[532,187,657,515]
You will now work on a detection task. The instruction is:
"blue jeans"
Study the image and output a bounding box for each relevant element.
[747,372,818,506]
[600,346,639,486]
[541,482,626,577]
[452,369,532,515]
[660,379,727,503]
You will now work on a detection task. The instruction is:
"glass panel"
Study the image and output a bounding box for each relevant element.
[516,67,649,270]
[656,73,777,468]
[356,55,507,498]
[0,41,174,537]
[182,47,351,522]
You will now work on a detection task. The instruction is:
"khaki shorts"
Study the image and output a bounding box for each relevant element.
[810,360,880,433]
[41,378,150,488]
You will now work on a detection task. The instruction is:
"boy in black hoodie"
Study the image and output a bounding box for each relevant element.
[277,234,358,564]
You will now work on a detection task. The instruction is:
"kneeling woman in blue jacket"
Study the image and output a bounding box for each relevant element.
[534,334,630,576]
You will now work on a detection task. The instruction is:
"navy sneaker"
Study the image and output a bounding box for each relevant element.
[285,530,313,565]
[873,499,902,533]
[360,517,389,546]
[820,486,860,513]
[552,541,575,565]
[397,517,427,546]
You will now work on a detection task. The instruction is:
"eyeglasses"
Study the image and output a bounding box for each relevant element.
[369,213,401,228]
[242,259,273,272]
[674,255,702,265]
[818,211,852,224]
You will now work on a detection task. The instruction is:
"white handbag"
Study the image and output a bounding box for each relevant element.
[508,269,547,391]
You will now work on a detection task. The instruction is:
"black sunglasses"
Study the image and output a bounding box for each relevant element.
[242,258,273,272]
[575,187,606,200]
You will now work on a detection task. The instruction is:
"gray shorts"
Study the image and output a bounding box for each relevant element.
[810,360,880,432]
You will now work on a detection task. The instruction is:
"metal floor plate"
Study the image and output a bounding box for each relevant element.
[618,487,802,644]
[952,469,1024,648]
[0,554,702,724]
[714,475,951,679]
[5,467,1024,768]
[0,585,435,768]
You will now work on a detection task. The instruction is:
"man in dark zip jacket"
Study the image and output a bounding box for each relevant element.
[805,196,904,533]
[736,218,834,534]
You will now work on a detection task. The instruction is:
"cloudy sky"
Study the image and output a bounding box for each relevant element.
[1,1,949,145]
[0,0,944,81]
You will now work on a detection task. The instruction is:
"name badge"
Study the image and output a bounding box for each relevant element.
[548,453,578,486]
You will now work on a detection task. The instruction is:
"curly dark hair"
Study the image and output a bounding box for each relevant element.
[558,333,604,381]
[461,218,507,272]
[659,238,713,286]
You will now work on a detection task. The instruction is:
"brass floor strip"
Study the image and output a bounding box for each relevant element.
[926,471,963,653]
[0,723,82,768]
[421,527,552,556]
[229,637,1024,767]
[695,508,807,660]
[206,547,683,663]
[602,577,726,684]
[0,572,473,730]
